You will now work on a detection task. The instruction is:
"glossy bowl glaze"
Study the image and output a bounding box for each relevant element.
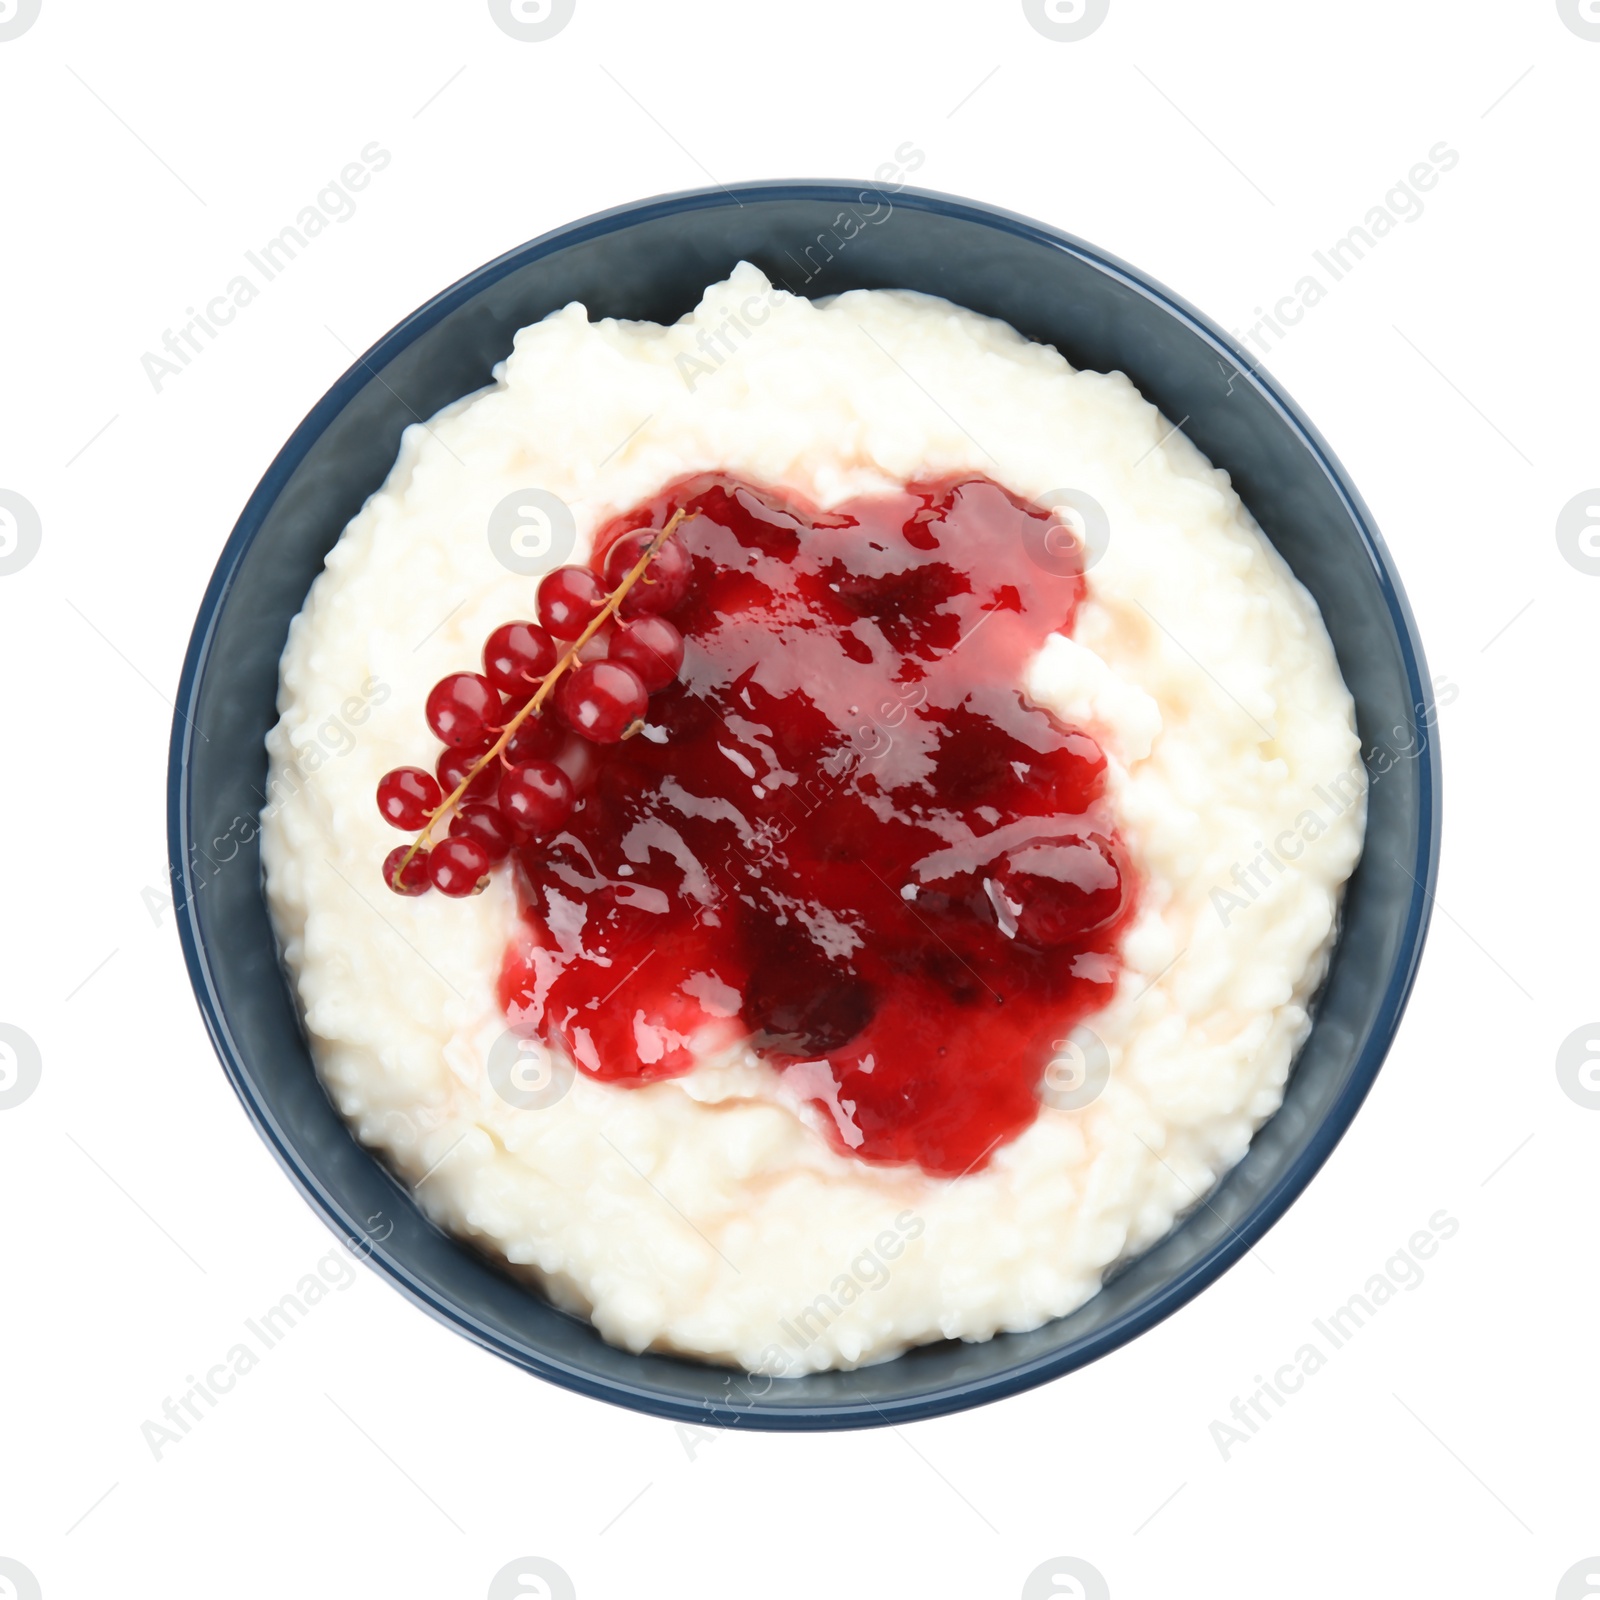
[169,182,1439,1429]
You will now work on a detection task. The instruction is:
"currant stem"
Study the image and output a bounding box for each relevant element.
[397,507,689,877]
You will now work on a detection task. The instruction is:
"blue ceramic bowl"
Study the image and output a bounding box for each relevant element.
[169,181,1440,1429]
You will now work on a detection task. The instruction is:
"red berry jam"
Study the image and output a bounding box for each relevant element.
[499,473,1137,1176]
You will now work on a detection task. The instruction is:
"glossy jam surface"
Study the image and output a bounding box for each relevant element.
[499,474,1137,1175]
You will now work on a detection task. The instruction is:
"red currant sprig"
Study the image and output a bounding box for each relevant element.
[376,506,689,896]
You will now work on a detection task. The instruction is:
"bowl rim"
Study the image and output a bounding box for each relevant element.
[168,178,1441,1429]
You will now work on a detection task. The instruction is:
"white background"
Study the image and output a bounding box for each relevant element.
[2,1,1597,1596]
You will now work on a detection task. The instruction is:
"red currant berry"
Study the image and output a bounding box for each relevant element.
[483,621,557,699]
[609,615,684,691]
[429,835,491,897]
[537,566,608,640]
[383,844,431,896]
[555,660,648,743]
[436,744,499,804]
[576,626,613,664]
[376,766,442,830]
[503,713,564,765]
[426,672,503,748]
[604,529,692,617]
[498,760,575,837]
[449,803,514,863]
